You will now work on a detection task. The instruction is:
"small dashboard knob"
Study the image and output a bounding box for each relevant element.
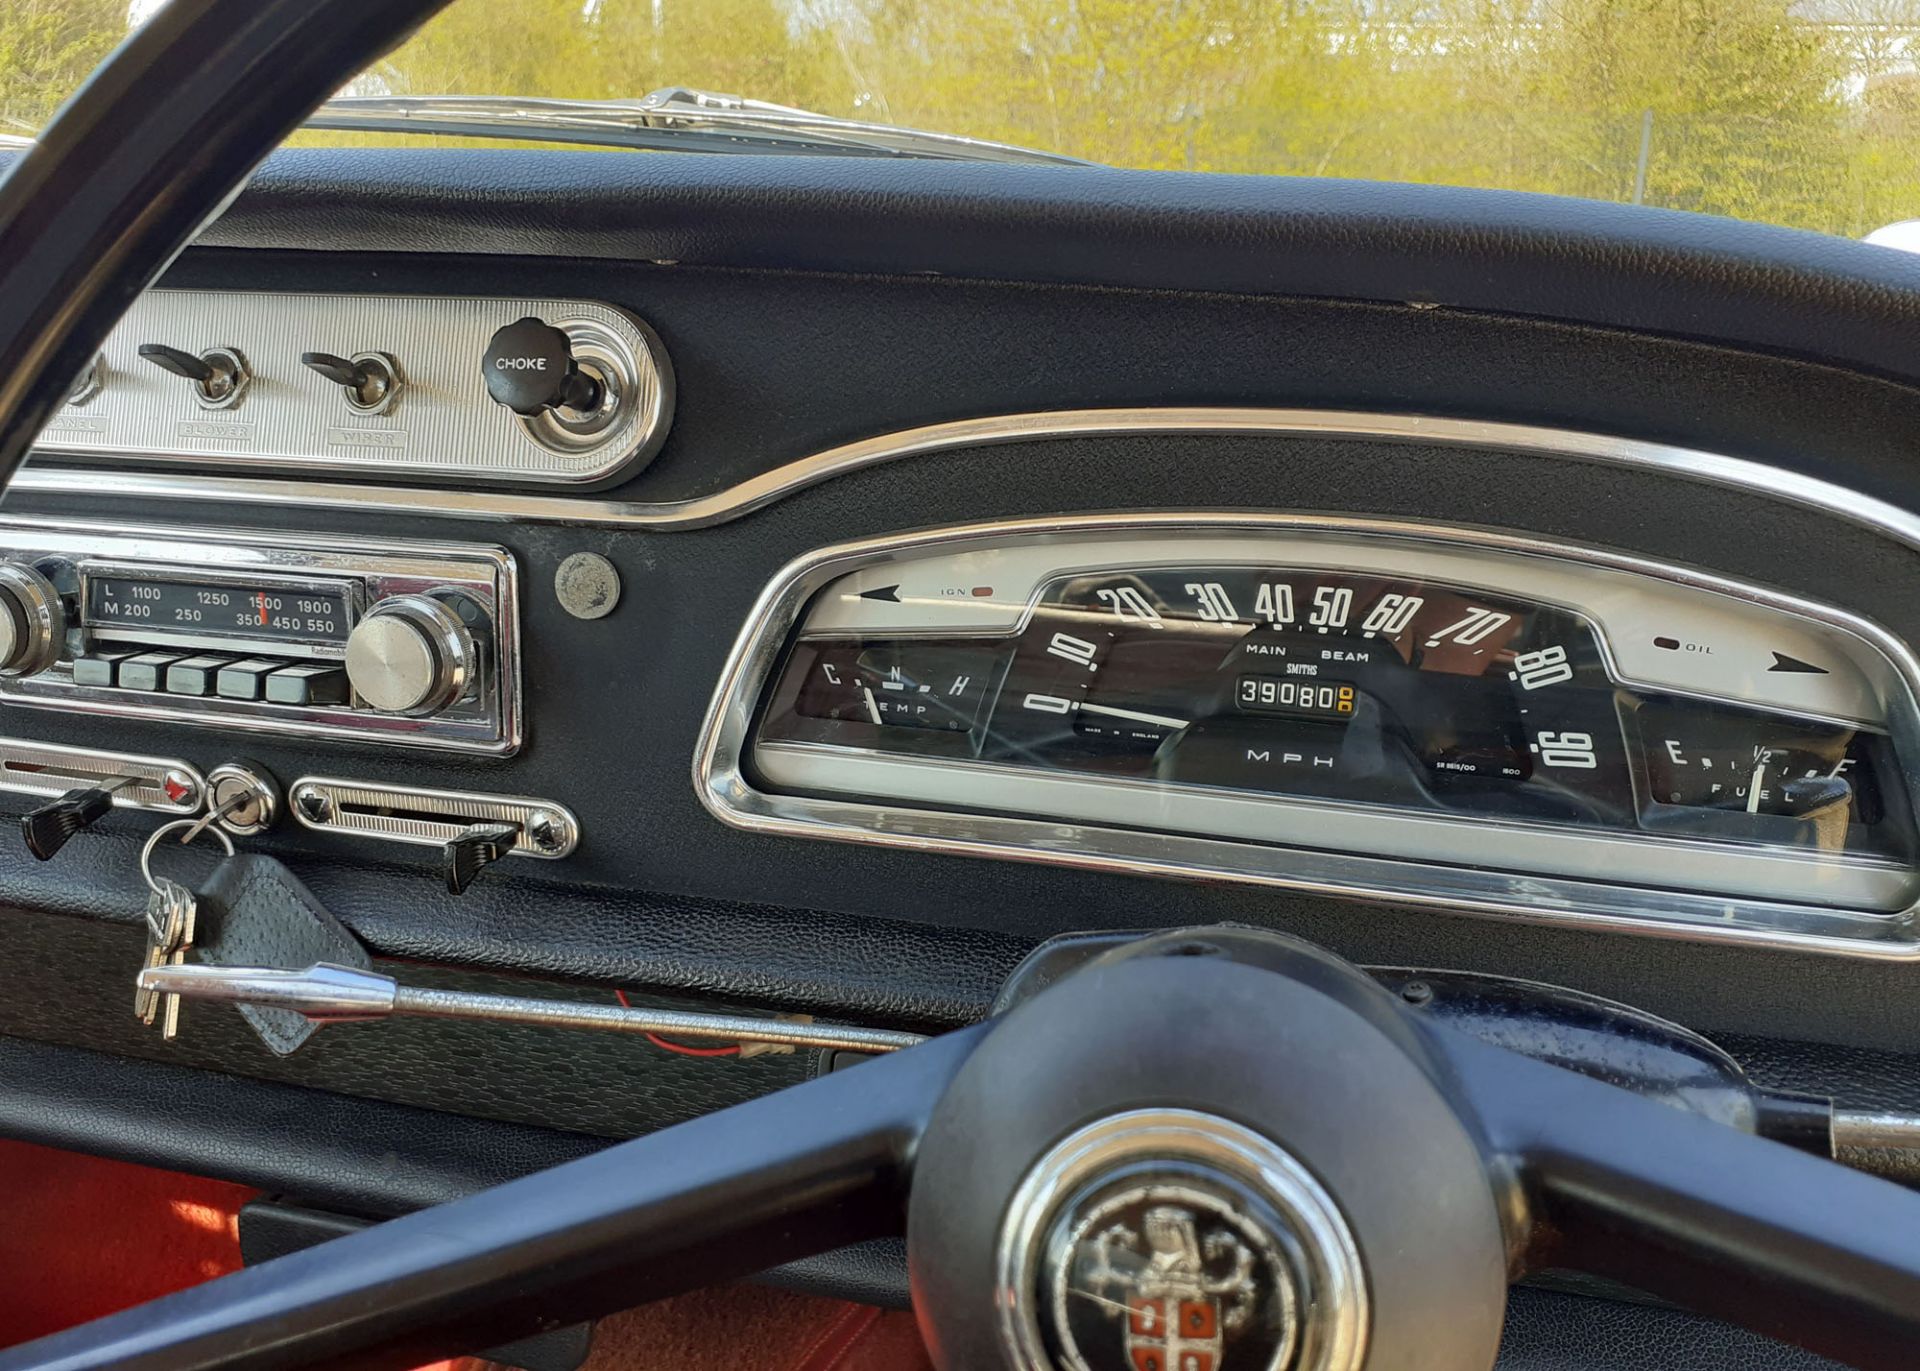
[344,594,477,716]
[0,562,64,678]
[482,317,603,417]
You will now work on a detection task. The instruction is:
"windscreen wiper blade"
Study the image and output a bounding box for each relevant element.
[303,87,1093,166]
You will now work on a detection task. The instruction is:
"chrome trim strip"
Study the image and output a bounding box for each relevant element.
[694,513,1920,960]
[17,407,1920,554]
[753,741,1916,914]
[0,737,205,814]
[289,776,580,860]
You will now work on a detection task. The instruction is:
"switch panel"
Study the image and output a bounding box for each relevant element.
[36,291,673,488]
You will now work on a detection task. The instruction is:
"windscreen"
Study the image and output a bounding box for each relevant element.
[4,1,1918,241]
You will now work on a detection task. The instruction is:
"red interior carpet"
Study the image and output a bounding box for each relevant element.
[0,1138,258,1348]
[0,1138,932,1370]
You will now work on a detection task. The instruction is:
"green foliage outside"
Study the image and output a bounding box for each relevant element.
[0,0,131,136]
[4,0,1920,237]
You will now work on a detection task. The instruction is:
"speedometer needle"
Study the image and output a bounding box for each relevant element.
[862,686,884,726]
[1079,702,1191,730]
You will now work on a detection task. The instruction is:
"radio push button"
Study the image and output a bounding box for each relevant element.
[164,655,231,697]
[71,648,139,688]
[265,663,349,708]
[119,652,188,692]
[215,658,284,701]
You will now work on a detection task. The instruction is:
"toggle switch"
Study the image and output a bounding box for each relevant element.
[301,350,403,415]
[66,353,105,407]
[138,343,250,408]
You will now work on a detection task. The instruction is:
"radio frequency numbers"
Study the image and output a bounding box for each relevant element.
[85,577,350,644]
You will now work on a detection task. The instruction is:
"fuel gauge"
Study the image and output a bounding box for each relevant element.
[1630,695,1908,859]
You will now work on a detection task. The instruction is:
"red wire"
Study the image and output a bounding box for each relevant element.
[615,988,742,1057]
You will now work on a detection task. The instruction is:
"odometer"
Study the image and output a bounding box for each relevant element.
[1237,673,1356,720]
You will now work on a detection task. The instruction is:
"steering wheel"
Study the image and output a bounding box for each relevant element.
[1,4,1919,1370]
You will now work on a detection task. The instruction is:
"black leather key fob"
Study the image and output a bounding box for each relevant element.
[196,854,372,1056]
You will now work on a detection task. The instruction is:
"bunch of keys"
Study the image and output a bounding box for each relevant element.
[135,814,235,1041]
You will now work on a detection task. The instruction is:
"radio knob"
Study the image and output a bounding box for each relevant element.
[345,594,477,716]
[0,563,64,678]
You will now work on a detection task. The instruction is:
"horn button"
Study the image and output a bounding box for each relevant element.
[907,930,1509,1371]
[1005,1111,1364,1371]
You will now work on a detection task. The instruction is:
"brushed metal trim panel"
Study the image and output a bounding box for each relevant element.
[35,290,671,486]
[694,513,1920,959]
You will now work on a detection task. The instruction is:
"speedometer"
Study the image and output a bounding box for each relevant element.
[700,516,1920,954]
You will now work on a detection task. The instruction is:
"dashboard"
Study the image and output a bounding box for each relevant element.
[9,148,1920,1366]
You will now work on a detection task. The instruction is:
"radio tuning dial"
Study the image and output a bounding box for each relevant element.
[345,594,478,716]
[0,563,64,678]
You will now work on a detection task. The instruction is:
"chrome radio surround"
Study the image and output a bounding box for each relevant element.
[0,520,520,755]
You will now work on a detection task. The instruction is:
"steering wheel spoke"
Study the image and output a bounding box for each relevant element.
[0,1027,983,1371]
[1451,1034,1920,1370]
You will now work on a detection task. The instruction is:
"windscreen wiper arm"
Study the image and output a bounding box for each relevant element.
[302,87,1093,166]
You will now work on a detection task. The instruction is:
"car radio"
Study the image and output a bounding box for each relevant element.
[0,521,519,754]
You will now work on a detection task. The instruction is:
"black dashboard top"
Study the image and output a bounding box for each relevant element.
[197,148,1920,391]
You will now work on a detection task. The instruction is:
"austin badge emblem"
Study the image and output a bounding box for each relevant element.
[1046,1183,1300,1371]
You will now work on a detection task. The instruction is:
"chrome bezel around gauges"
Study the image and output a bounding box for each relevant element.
[695,514,1920,959]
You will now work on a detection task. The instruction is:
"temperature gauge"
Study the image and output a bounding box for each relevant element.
[792,640,1008,735]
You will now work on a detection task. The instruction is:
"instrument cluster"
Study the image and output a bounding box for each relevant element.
[701,517,1920,953]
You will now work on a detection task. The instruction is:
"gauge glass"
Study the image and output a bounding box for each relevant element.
[755,564,1910,866]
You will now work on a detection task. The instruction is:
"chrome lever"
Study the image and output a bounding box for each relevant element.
[135,961,928,1055]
